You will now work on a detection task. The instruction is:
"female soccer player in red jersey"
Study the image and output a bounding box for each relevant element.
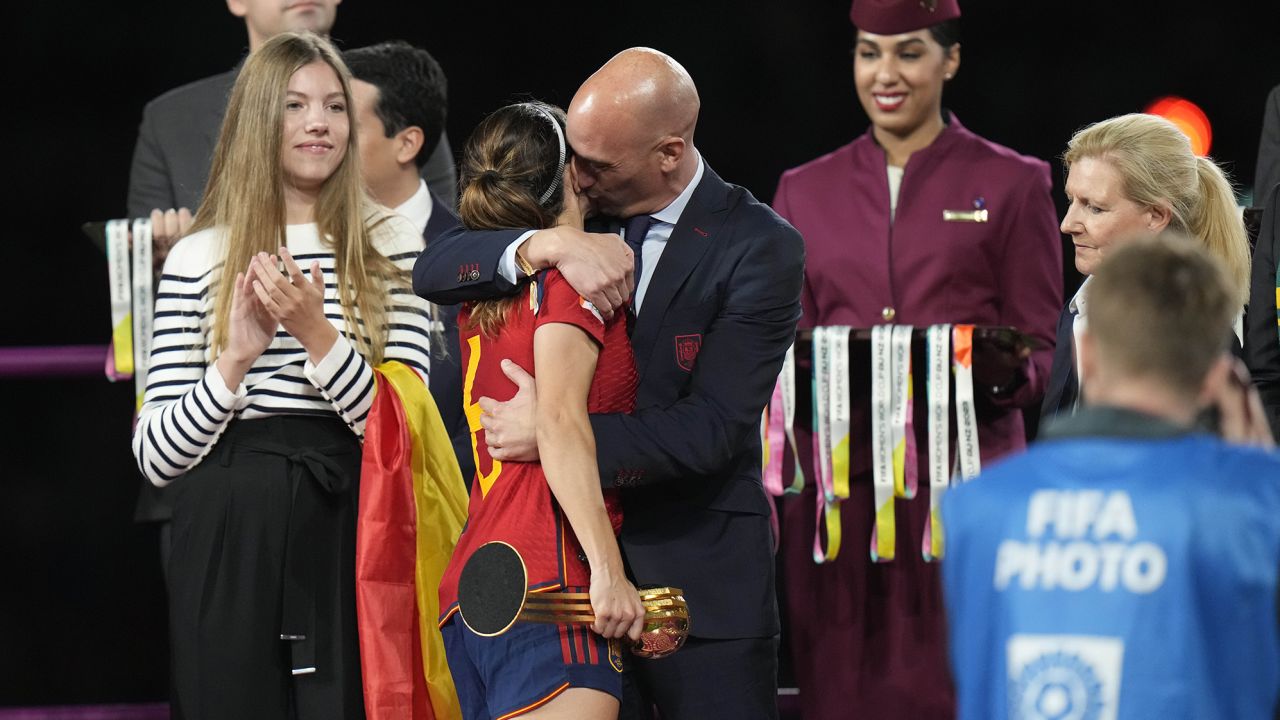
[436,101,645,720]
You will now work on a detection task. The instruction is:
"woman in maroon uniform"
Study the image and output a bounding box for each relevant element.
[772,0,1062,717]
[436,102,645,720]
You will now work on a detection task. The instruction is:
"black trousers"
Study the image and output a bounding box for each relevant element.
[167,416,365,720]
[620,635,780,720]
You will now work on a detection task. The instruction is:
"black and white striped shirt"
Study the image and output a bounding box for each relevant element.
[132,216,434,486]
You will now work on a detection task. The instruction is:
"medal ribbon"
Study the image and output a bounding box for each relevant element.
[829,328,851,502]
[763,342,804,495]
[763,375,785,496]
[781,342,804,494]
[952,324,981,482]
[922,324,951,561]
[131,219,154,412]
[869,325,895,561]
[106,220,134,380]
[813,328,833,501]
[889,325,917,499]
[810,328,843,563]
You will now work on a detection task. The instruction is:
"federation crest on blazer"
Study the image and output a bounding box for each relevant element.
[675,334,702,372]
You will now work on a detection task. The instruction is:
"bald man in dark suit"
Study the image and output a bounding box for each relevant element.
[415,48,804,720]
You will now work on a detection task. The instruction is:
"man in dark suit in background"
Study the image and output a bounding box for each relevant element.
[127,0,459,548]
[127,0,458,260]
[1257,83,1279,202]
[414,47,805,719]
[1243,183,1280,438]
[345,40,473,485]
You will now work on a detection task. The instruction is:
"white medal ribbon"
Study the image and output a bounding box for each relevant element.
[106,220,134,380]
[923,324,951,561]
[952,324,981,482]
[828,327,851,502]
[869,325,895,561]
[131,219,154,411]
[781,342,804,493]
[889,324,915,499]
[763,342,804,496]
[812,327,834,502]
[810,328,848,563]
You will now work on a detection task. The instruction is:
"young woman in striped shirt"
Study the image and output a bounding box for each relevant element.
[131,32,434,719]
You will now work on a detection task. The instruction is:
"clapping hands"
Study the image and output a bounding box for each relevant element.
[247,248,336,361]
[223,267,277,368]
[217,248,338,388]
[247,248,337,356]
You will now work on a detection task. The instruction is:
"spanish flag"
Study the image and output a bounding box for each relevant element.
[357,361,469,720]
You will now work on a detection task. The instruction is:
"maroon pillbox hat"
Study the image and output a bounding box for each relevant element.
[849,0,961,34]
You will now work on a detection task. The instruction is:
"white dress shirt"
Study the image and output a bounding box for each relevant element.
[393,179,434,234]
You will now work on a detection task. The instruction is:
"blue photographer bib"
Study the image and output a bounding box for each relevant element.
[943,429,1280,720]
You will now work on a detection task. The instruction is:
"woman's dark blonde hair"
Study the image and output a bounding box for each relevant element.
[192,31,404,364]
[1063,113,1250,308]
[457,101,571,336]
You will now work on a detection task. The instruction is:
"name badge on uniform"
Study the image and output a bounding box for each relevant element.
[942,196,989,223]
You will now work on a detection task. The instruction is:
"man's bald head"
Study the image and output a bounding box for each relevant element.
[567,48,702,218]
[571,48,699,146]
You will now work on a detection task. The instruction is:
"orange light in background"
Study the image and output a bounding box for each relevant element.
[1144,96,1212,156]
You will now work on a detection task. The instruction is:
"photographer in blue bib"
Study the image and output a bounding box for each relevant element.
[943,235,1280,720]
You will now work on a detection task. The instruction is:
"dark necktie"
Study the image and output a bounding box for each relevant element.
[621,214,653,335]
[623,214,654,293]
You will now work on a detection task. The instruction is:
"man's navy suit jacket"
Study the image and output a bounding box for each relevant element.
[412,165,805,639]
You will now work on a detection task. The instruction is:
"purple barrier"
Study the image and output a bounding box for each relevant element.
[0,345,108,379]
[0,695,799,719]
[0,705,167,720]
[0,696,800,720]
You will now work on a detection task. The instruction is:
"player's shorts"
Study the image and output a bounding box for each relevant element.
[441,611,624,720]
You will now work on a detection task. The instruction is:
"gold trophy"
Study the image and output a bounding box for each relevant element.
[456,541,689,659]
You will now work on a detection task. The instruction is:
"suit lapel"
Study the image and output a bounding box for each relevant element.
[1044,304,1077,417]
[631,167,730,380]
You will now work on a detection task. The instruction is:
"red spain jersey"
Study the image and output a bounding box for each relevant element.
[438,270,637,624]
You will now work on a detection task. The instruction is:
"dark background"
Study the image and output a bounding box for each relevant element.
[2,0,1276,705]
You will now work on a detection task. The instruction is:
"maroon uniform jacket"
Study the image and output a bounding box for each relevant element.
[772,114,1062,720]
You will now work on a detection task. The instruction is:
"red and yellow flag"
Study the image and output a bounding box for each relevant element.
[357,361,469,720]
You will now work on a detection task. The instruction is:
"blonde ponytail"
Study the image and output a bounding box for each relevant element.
[1190,156,1250,308]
